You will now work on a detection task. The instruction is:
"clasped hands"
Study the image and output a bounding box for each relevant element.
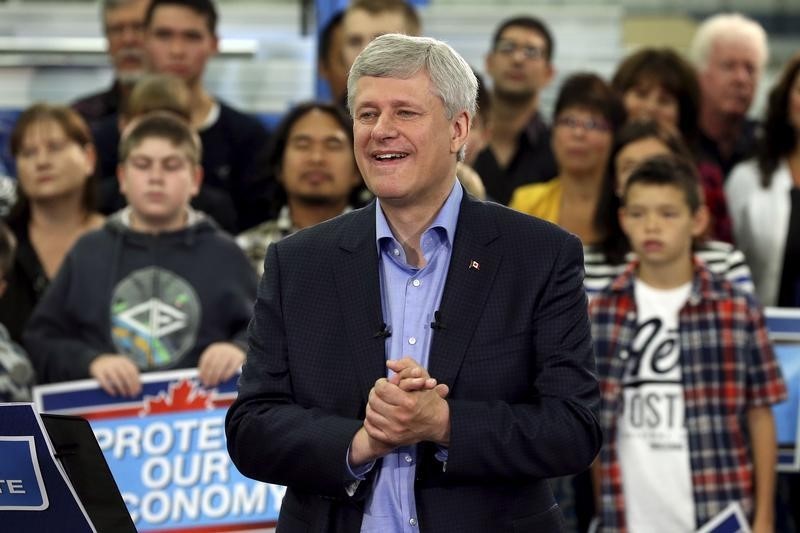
[350,357,451,466]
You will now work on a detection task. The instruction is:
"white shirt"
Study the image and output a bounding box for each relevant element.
[618,279,694,532]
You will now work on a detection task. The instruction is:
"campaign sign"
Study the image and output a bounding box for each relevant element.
[34,370,283,532]
[696,502,751,533]
[0,437,47,510]
[0,403,95,532]
[765,307,800,472]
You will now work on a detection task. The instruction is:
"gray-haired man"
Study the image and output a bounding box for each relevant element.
[72,0,150,124]
[227,34,600,533]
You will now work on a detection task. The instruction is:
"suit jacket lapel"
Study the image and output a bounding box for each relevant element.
[333,203,387,403]
[429,196,501,389]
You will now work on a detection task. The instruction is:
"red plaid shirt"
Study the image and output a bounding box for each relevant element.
[590,259,786,532]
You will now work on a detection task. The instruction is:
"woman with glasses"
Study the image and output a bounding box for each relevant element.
[510,73,624,244]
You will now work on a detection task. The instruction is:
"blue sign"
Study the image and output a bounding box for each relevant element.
[34,369,282,532]
[0,403,95,532]
[765,307,800,472]
[696,502,750,533]
[0,437,47,510]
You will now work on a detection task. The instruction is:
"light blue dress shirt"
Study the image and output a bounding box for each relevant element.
[358,181,462,532]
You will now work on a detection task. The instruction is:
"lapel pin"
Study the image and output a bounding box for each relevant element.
[469,260,480,271]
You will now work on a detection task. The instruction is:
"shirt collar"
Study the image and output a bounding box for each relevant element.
[610,256,726,305]
[375,180,463,254]
[276,205,294,233]
[522,111,547,146]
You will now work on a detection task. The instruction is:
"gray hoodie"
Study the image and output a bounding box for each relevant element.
[24,208,257,384]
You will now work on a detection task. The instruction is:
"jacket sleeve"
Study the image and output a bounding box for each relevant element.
[225,242,369,499]
[22,250,107,383]
[441,233,602,482]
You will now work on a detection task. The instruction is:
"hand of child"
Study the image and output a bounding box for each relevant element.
[197,342,245,388]
[89,354,142,398]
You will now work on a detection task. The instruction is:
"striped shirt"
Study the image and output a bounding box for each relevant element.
[583,240,754,300]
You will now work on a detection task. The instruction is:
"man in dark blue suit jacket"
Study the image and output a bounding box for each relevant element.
[226,34,601,533]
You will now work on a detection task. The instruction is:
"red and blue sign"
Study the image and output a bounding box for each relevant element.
[34,370,283,533]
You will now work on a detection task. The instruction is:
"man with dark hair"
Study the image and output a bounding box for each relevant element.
[236,102,361,275]
[318,11,349,106]
[143,0,270,231]
[342,0,421,74]
[475,15,558,204]
[92,0,271,233]
[72,0,151,124]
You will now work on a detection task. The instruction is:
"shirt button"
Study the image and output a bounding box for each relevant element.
[393,248,400,256]
[405,454,413,463]
[408,337,417,345]
[409,518,418,527]
[412,279,421,287]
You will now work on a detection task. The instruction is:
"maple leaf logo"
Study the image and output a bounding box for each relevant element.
[139,379,214,416]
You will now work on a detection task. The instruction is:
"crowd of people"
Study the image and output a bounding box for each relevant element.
[0,0,798,531]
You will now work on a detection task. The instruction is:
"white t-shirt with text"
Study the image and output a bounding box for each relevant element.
[618,279,695,532]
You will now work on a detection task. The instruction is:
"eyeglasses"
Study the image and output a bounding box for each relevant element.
[494,40,547,61]
[555,115,612,133]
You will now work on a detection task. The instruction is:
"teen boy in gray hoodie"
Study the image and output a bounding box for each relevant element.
[24,112,257,397]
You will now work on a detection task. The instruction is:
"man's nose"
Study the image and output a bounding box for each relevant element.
[309,144,325,163]
[121,25,142,44]
[371,113,397,140]
[148,165,165,182]
[732,64,753,85]
[644,213,660,231]
[169,39,185,57]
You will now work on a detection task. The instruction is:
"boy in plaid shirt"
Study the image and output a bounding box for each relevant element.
[590,155,786,532]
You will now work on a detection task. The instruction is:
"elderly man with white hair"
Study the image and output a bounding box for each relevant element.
[690,12,768,177]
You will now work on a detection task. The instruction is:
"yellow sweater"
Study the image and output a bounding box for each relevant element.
[508,178,562,223]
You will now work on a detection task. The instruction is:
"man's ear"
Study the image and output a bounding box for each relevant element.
[542,62,556,89]
[618,206,629,235]
[484,52,494,77]
[190,164,204,197]
[117,163,128,196]
[450,111,471,155]
[691,204,710,239]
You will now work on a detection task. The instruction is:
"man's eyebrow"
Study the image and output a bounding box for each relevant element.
[355,99,421,110]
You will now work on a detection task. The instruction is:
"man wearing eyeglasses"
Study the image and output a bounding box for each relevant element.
[72,0,151,125]
[475,16,558,205]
